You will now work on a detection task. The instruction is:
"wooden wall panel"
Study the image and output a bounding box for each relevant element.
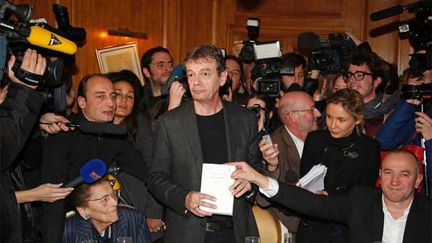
[7,0,419,88]
[219,0,367,56]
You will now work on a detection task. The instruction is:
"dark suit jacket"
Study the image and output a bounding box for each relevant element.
[62,206,152,243]
[271,183,432,243]
[259,125,301,233]
[147,101,260,243]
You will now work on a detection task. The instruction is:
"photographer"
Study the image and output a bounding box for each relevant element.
[376,67,432,196]
[0,49,46,243]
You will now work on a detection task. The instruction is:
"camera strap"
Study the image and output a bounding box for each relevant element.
[11,64,44,86]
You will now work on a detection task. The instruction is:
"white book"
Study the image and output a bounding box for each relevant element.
[296,164,327,193]
[200,163,235,216]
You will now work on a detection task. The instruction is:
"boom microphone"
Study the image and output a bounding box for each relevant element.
[62,159,107,188]
[370,5,403,21]
[25,25,77,54]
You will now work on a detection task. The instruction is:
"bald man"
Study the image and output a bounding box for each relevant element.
[258,91,321,234]
[232,149,432,243]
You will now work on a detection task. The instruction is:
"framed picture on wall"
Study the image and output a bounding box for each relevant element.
[95,42,144,85]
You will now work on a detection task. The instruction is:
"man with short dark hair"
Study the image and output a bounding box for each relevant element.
[231,149,432,243]
[346,49,399,137]
[41,74,148,243]
[147,45,260,243]
[280,53,307,90]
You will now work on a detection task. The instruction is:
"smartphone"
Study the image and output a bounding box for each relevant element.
[262,134,273,145]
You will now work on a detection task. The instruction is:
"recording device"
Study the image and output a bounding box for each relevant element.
[62,159,107,188]
[41,119,128,135]
[297,32,356,74]
[370,0,431,74]
[0,1,83,113]
[254,41,294,97]
[370,0,431,51]
[239,17,260,64]
[401,83,432,100]
[52,4,86,46]
[262,134,273,145]
[160,64,186,96]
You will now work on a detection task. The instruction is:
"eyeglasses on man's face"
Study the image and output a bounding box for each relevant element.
[344,71,373,81]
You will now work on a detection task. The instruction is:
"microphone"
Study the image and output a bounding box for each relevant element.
[160,64,185,96]
[25,25,77,55]
[370,5,403,21]
[62,159,107,188]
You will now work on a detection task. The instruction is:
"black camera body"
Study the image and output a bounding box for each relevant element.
[239,18,260,64]
[402,84,432,100]
[0,1,83,113]
[307,33,356,74]
[254,41,294,97]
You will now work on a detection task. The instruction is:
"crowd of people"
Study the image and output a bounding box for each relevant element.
[1,32,431,243]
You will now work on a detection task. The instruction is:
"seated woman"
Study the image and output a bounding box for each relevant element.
[62,177,152,243]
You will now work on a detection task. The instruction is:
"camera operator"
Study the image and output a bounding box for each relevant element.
[0,48,47,243]
[376,66,432,197]
[280,53,307,90]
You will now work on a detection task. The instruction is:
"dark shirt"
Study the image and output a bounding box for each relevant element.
[196,109,228,164]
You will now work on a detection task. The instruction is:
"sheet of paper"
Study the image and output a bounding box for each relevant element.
[296,164,327,193]
[200,163,235,216]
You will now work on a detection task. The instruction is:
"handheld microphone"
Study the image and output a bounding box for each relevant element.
[62,159,107,188]
[25,25,77,54]
[160,64,185,96]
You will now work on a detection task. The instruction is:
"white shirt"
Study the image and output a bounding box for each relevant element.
[259,179,415,243]
[285,126,304,158]
[381,196,413,243]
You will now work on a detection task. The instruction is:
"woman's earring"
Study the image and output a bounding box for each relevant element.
[84,214,91,220]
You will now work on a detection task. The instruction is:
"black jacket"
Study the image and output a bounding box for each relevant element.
[271,184,432,243]
[0,83,44,243]
[298,129,381,243]
[41,113,147,243]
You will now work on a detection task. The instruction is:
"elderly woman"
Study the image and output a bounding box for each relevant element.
[62,177,151,243]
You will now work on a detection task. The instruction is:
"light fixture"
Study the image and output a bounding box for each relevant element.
[107,28,148,39]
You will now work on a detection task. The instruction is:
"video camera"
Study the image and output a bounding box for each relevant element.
[238,17,294,97]
[0,1,85,113]
[401,83,432,100]
[297,32,356,75]
[370,0,431,77]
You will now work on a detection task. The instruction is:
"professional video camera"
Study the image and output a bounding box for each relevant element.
[297,32,356,75]
[370,0,431,76]
[0,1,83,113]
[238,17,294,96]
[401,83,432,100]
[253,41,295,97]
[239,17,260,64]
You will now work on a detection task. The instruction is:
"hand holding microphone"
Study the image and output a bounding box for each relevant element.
[62,159,107,188]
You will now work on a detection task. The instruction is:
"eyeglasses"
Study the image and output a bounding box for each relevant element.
[150,61,174,69]
[85,191,118,205]
[344,71,373,81]
[288,107,315,114]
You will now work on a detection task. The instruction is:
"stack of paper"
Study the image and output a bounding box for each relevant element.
[200,163,235,216]
[296,164,327,193]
